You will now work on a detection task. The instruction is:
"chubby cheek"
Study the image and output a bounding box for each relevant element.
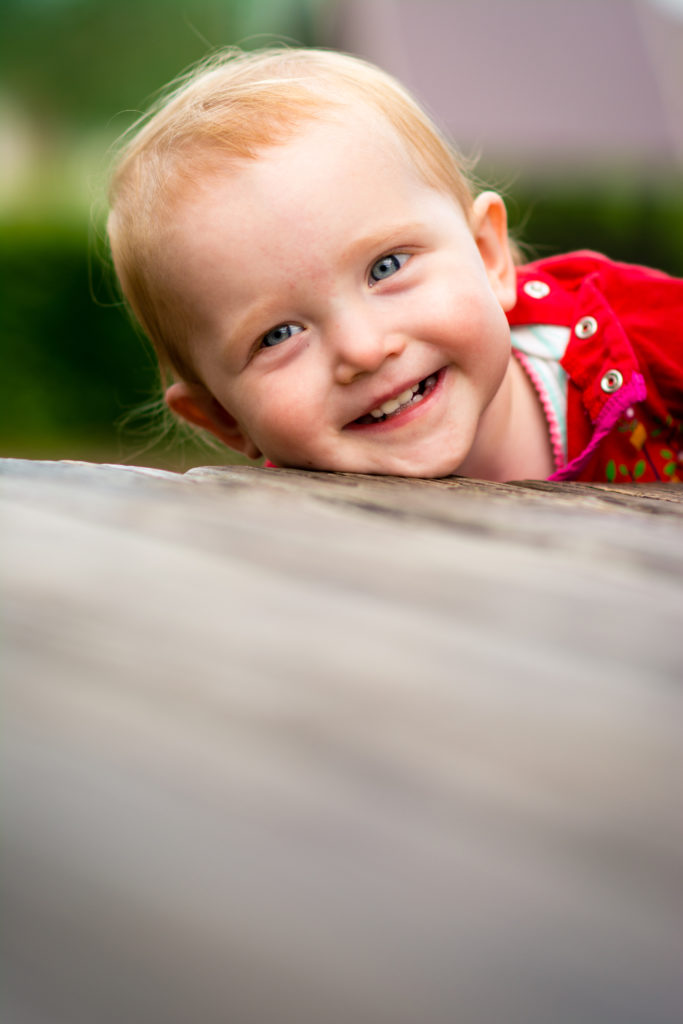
[430,290,508,373]
[244,356,334,463]
[458,279,511,347]
[246,392,324,466]
[420,265,488,327]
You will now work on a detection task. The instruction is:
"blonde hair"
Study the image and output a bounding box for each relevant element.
[107,46,478,384]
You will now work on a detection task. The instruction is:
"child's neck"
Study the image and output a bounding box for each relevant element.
[459,355,556,483]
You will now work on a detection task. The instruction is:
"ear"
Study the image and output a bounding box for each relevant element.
[165,381,262,460]
[471,191,517,312]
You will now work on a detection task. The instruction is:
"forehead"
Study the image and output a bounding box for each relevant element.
[184,111,431,232]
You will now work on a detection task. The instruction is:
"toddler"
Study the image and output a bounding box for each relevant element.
[107,47,683,483]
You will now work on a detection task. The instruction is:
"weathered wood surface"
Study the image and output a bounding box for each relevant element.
[3,457,682,1024]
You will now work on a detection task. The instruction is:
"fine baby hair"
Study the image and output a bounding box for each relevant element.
[107,46,683,484]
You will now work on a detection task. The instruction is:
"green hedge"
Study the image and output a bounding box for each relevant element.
[1,223,224,469]
[506,180,683,275]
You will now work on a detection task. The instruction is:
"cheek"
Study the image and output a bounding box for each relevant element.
[420,264,487,320]
[425,285,504,354]
[243,380,322,452]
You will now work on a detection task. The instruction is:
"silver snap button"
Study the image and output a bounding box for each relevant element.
[523,280,550,299]
[600,369,623,393]
[575,315,598,339]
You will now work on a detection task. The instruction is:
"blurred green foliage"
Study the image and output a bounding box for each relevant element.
[2,0,682,470]
[1,0,321,128]
[508,180,683,275]
[2,222,175,466]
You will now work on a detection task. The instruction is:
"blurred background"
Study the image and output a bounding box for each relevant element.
[2,0,682,470]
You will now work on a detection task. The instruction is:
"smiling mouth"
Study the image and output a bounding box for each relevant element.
[351,372,440,426]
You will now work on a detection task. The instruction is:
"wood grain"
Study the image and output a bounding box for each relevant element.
[3,458,682,1024]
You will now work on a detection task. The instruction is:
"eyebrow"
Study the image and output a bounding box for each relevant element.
[340,222,427,263]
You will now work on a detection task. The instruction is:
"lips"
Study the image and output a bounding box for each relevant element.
[347,370,443,428]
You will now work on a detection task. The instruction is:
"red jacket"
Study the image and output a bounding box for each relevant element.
[509,251,683,483]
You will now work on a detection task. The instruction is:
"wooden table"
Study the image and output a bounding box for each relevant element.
[3,458,682,1024]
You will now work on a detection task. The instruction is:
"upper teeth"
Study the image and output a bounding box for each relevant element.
[370,383,420,419]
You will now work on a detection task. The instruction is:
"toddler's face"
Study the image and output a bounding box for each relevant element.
[164,114,517,476]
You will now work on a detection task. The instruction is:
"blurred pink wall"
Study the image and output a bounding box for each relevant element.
[321,0,683,174]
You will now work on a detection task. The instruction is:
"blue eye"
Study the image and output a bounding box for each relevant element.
[369,252,409,283]
[260,323,303,348]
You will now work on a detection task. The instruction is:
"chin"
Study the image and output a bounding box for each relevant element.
[364,453,464,479]
[284,445,465,479]
[395,464,460,480]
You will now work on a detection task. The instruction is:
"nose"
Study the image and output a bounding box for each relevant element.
[329,309,406,385]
